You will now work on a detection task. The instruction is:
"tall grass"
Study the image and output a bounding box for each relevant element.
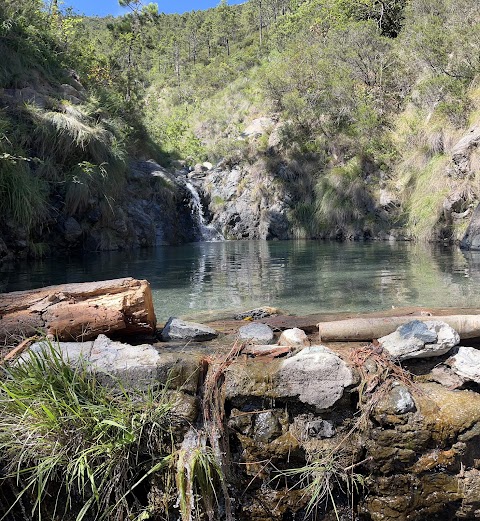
[0,341,177,521]
[315,158,375,234]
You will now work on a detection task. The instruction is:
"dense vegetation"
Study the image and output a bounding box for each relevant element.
[1,0,480,256]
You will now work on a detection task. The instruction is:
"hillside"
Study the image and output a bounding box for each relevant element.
[1,0,480,260]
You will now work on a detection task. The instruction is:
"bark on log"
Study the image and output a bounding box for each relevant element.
[318,315,480,342]
[0,278,156,344]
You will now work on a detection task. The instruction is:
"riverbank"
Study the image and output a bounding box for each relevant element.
[1,279,480,520]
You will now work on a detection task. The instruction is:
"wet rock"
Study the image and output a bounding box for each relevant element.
[234,306,278,320]
[457,469,480,518]
[278,327,310,348]
[161,317,218,342]
[445,345,480,384]
[165,390,198,423]
[238,322,274,344]
[253,411,284,443]
[155,351,202,393]
[379,320,459,360]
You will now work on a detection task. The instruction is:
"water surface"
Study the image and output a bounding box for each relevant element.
[1,241,480,321]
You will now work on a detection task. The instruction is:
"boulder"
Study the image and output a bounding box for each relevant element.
[64,216,83,243]
[451,124,480,178]
[461,203,480,251]
[161,317,218,342]
[25,334,203,393]
[238,322,274,344]
[225,345,353,410]
[278,346,353,409]
[379,320,460,360]
[278,328,310,348]
[446,346,480,384]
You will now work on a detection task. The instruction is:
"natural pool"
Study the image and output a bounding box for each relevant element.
[1,240,480,321]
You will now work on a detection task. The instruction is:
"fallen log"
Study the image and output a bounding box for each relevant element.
[318,315,480,342]
[0,278,156,344]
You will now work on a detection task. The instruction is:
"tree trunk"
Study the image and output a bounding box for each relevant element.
[0,278,156,345]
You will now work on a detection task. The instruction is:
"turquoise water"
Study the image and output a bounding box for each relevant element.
[1,240,480,321]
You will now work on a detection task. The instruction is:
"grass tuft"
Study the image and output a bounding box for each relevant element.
[0,340,177,521]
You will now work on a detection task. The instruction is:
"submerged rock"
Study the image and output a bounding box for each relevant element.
[161,317,218,342]
[379,320,459,360]
[238,322,275,344]
[234,306,278,320]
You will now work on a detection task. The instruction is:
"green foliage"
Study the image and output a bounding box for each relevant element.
[315,158,375,233]
[404,155,450,241]
[0,340,177,521]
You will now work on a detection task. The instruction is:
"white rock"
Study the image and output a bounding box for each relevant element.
[278,346,353,409]
[278,328,310,348]
[379,320,460,360]
[447,346,480,384]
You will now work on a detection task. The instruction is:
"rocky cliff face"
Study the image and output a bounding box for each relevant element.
[196,159,292,241]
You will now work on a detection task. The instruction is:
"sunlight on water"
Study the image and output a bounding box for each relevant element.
[2,240,480,321]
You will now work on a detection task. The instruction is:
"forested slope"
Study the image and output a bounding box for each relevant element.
[1,0,480,259]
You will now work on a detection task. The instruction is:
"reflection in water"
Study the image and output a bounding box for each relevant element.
[1,241,480,320]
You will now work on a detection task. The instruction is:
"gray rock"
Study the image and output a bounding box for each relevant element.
[446,346,480,384]
[387,383,416,414]
[64,216,83,243]
[225,345,353,411]
[451,124,480,179]
[253,411,283,443]
[461,203,480,251]
[90,335,160,387]
[26,335,202,393]
[26,340,93,363]
[430,365,466,389]
[277,346,353,409]
[161,317,218,342]
[379,320,460,360]
[238,322,274,344]
[306,419,336,439]
[241,116,275,139]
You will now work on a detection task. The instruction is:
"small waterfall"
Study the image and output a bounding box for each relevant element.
[185,181,224,242]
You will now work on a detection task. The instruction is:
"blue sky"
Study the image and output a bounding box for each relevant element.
[58,0,244,17]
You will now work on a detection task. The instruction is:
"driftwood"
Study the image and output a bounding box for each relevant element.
[0,278,156,344]
[318,315,480,342]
